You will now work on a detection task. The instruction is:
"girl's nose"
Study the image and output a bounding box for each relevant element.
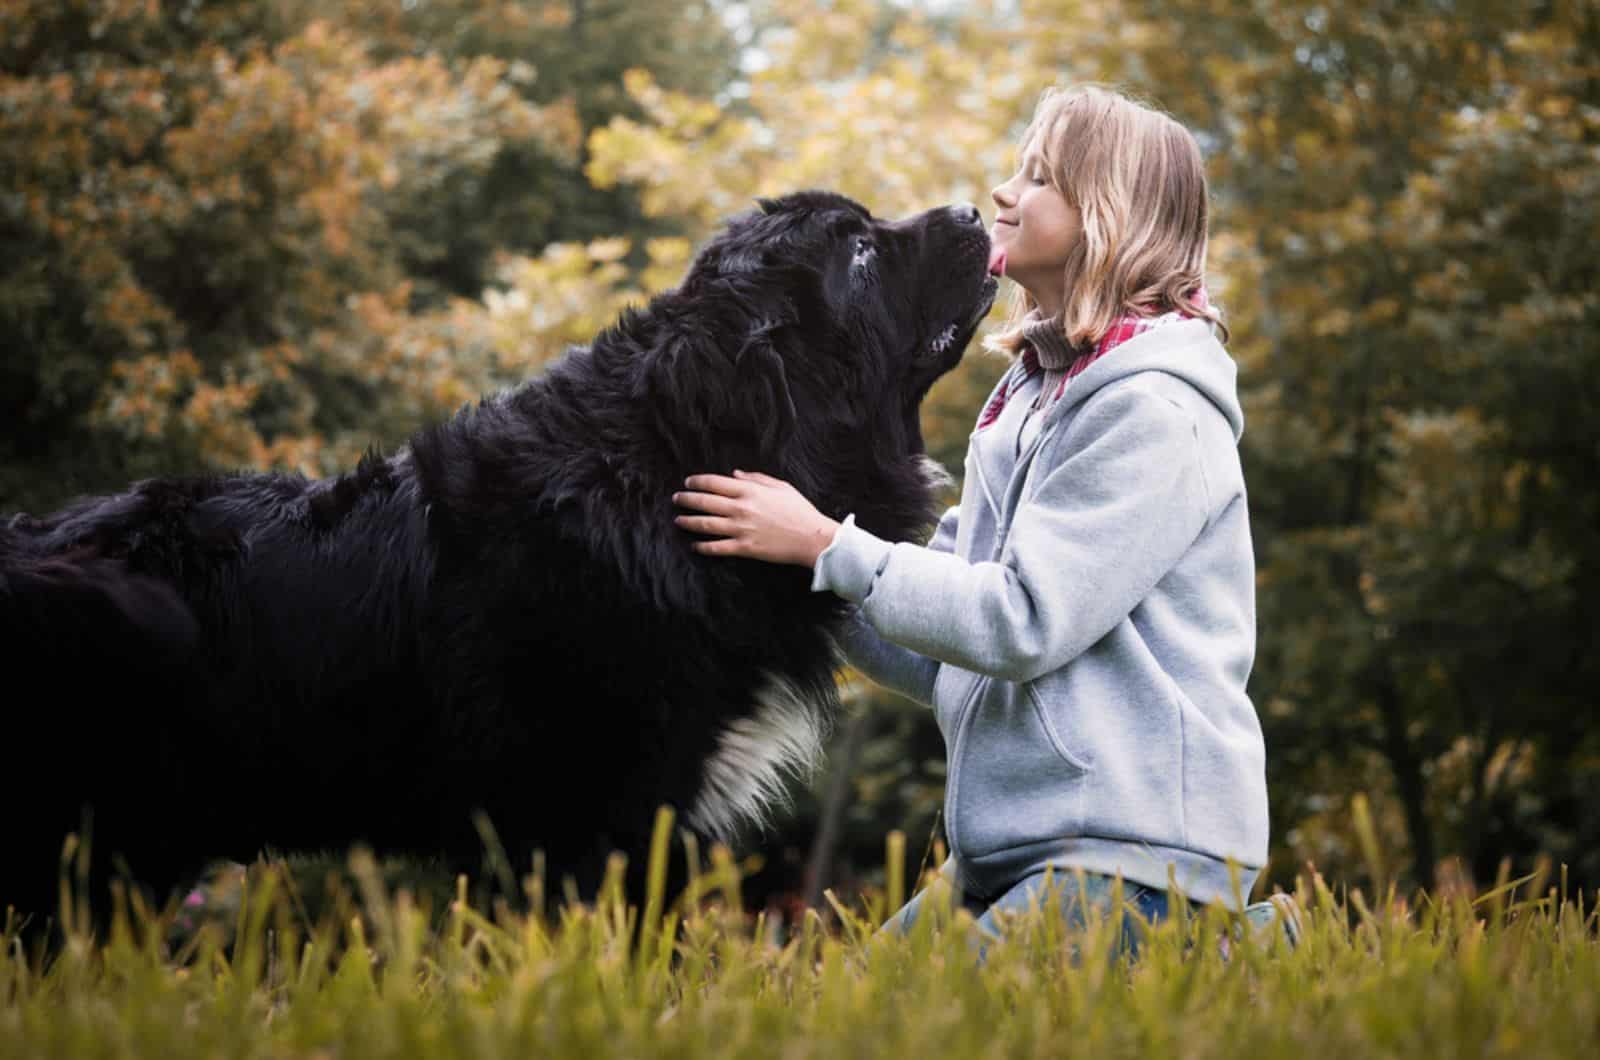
[991,182,1015,209]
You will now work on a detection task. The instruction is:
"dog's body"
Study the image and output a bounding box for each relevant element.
[1,191,995,922]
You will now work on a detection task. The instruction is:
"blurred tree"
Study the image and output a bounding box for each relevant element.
[1366,12,1600,885]
[331,0,740,301]
[0,0,737,511]
[6,0,1592,906]
[1090,0,1600,890]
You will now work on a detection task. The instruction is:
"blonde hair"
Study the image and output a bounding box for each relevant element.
[984,84,1228,358]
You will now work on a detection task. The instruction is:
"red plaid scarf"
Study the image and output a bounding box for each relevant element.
[976,289,1211,432]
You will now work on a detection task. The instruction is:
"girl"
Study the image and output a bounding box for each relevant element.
[671,84,1294,958]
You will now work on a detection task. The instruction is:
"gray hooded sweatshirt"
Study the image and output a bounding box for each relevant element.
[810,318,1268,908]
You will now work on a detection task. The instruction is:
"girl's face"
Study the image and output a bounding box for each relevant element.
[989,142,1081,310]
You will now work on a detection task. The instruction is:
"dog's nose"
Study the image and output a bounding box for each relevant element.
[950,203,983,226]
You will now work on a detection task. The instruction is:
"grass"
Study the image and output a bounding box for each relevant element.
[3,807,1597,1059]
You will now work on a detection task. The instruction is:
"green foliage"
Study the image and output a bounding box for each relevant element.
[0,0,737,510]
[3,0,1594,904]
[1103,0,1600,892]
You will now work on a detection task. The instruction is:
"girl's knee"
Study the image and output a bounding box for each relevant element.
[876,876,981,939]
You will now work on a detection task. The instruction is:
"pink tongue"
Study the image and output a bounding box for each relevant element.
[988,247,1007,277]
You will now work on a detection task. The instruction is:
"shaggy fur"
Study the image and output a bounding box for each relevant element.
[0,191,995,924]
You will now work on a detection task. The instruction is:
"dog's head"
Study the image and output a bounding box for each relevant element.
[689,190,995,417]
[634,190,995,538]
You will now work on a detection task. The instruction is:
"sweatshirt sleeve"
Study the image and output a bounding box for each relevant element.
[820,503,958,706]
[811,383,1209,684]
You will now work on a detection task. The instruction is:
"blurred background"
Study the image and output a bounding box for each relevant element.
[2,0,1596,911]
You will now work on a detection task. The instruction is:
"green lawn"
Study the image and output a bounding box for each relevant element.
[4,811,1596,1059]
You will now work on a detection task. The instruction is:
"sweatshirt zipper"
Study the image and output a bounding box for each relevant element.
[942,467,1026,877]
[942,671,989,871]
[942,387,1053,889]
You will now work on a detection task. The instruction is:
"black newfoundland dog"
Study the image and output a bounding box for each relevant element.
[0,191,995,924]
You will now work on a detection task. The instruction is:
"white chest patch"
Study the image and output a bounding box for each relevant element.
[913,453,956,493]
[686,669,836,845]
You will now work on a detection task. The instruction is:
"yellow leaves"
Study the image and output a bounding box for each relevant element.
[108,349,201,397]
[1358,570,1388,618]
[251,434,330,479]
[485,239,666,375]
[615,67,722,138]
[355,50,571,172]
[1291,129,1328,170]
[86,0,162,39]
[306,186,358,257]
[587,105,756,227]
[0,3,721,488]
[587,238,631,264]
[184,377,261,433]
[539,97,585,160]
[98,280,169,350]
[621,67,659,105]
[1537,95,1573,120]
[646,239,688,264]
[537,3,573,29]
[1312,307,1353,338]
[1362,409,1565,612]
[97,350,202,440]
[591,3,1035,235]
[1360,297,1402,325]
[1505,25,1578,65]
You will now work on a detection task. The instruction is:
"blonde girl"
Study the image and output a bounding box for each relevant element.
[672,84,1294,959]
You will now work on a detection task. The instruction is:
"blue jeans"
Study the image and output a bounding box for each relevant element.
[877,867,1179,964]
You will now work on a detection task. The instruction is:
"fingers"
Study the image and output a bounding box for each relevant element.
[690,537,742,556]
[683,473,744,495]
[733,469,789,487]
[674,514,738,537]
[672,490,740,516]
[674,471,784,563]
[683,470,788,493]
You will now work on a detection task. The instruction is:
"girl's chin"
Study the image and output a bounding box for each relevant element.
[998,258,1035,286]
[994,246,1026,272]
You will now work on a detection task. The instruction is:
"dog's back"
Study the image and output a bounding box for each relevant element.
[3,498,202,924]
[0,459,447,921]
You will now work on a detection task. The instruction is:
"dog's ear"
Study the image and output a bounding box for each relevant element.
[732,322,798,458]
[720,246,762,274]
[627,320,794,466]
[716,205,812,275]
[704,204,772,275]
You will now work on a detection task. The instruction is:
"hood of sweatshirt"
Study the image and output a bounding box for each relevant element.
[963,317,1243,527]
[1040,318,1243,443]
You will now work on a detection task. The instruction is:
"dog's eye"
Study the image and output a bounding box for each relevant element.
[850,237,876,269]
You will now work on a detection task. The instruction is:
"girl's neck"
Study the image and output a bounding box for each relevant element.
[1028,288,1063,320]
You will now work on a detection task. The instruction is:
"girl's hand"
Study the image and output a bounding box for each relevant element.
[672,470,841,568]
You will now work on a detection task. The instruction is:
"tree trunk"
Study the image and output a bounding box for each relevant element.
[1376,670,1437,891]
[802,690,872,911]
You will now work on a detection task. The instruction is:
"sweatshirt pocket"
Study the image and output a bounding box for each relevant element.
[1022,671,1096,772]
[951,680,1090,861]
[930,663,977,740]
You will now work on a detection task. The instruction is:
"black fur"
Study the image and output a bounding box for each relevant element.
[0,191,995,924]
